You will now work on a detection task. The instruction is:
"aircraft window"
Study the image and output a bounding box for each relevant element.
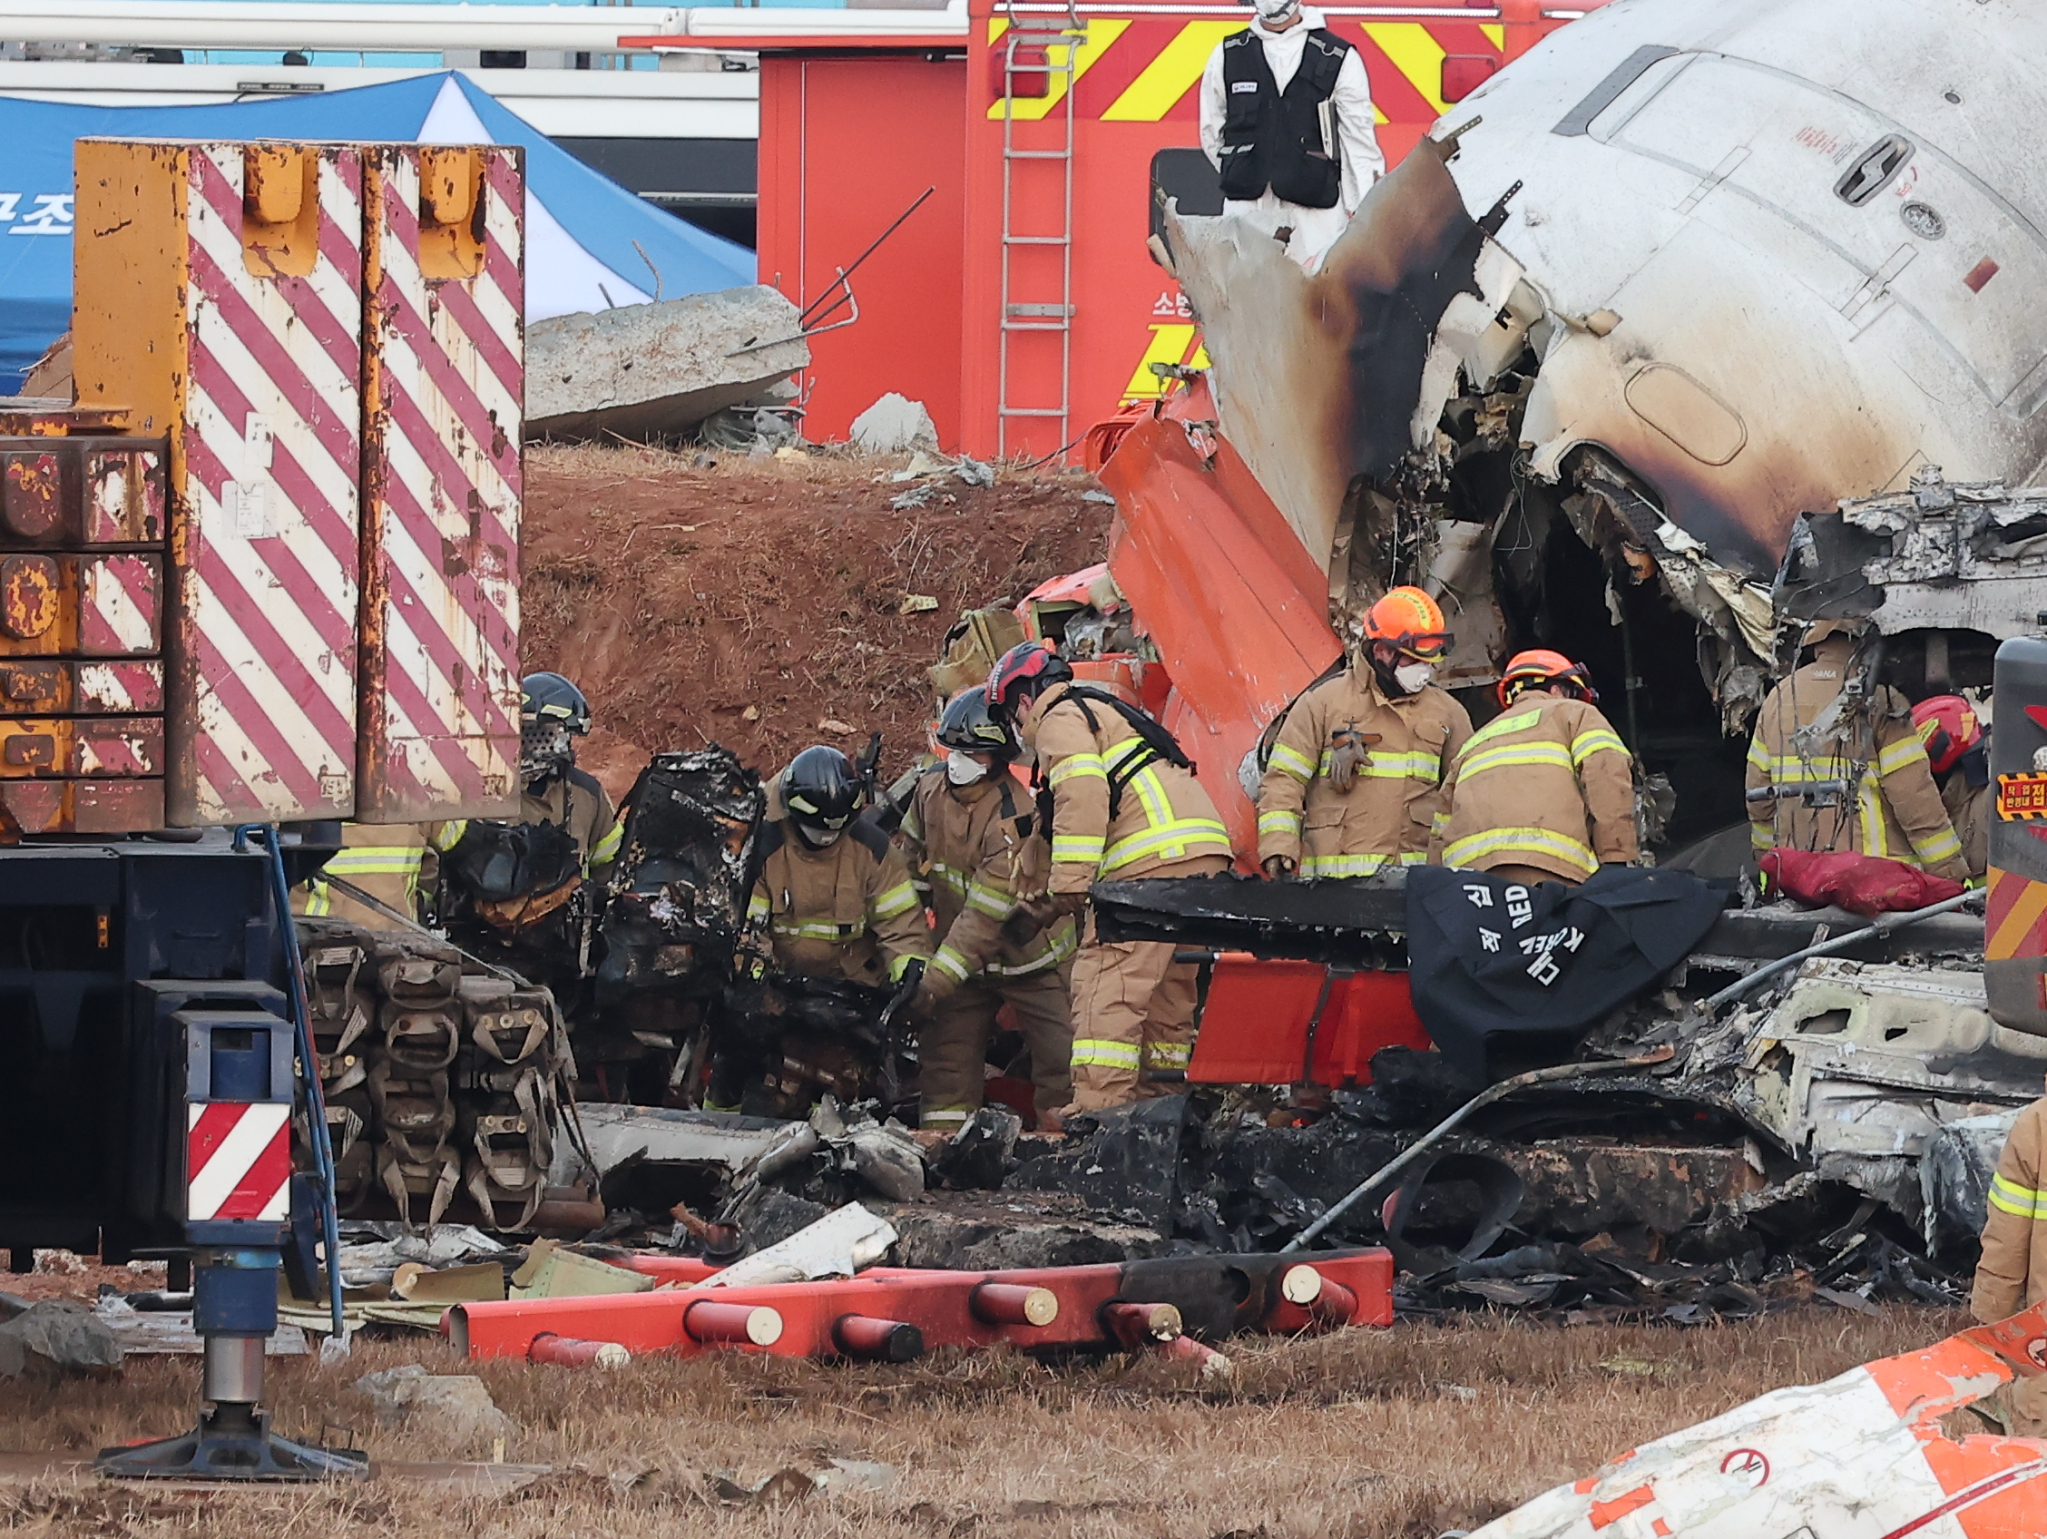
[1835,135,1913,206]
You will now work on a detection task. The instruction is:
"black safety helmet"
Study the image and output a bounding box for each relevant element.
[780,745,863,837]
[521,672,591,734]
[936,686,1017,761]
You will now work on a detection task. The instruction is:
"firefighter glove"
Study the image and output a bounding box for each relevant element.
[1262,855,1297,880]
[1327,727,1380,794]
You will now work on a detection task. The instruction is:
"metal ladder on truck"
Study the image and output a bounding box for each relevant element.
[996,0,1083,461]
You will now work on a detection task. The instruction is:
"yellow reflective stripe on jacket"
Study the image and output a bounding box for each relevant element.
[926,862,971,897]
[1258,808,1301,838]
[1909,822,1963,866]
[921,1106,972,1128]
[1754,754,1859,784]
[1857,776,1888,858]
[1989,1172,2047,1219]
[888,952,917,982]
[773,918,851,942]
[1460,706,1542,756]
[870,880,923,921]
[1101,814,1232,875]
[430,820,468,851]
[302,883,334,917]
[1302,851,1389,878]
[1049,753,1107,786]
[930,944,973,983]
[1745,737,1772,772]
[588,823,623,868]
[1268,742,1315,781]
[1750,820,1775,851]
[1053,833,1107,865]
[325,848,425,875]
[1875,736,1932,777]
[1072,1037,1141,1070]
[747,892,770,924]
[1570,729,1628,767]
[1314,748,1441,780]
[1143,1041,1191,1070]
[963,883,1014,921]
[985,923,1077,977]
[1456,740,1573,780]
[1443,825,1598,876]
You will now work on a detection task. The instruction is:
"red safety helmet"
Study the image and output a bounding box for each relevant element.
[985,639,1072,716]
[1912,694,1982,775]
[1360,586,1453,662]
[1498,648,1598,707]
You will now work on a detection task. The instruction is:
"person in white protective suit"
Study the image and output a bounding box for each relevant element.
[1197,0,1384,270]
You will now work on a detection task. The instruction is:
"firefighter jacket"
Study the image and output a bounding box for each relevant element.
[1744,659,1967,882]
[1431,693,1638,883]
[746,813,933,987]
[1020,682,1234,895]
[899,767,1076,988]
[1256,664,1471,877]
[1941,771,1992,882]
[1972,1095,2047,1322]
[297,821,429,928]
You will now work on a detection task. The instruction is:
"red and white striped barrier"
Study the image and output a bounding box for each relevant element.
[357,145,524,823]
[185,1101,291,1224]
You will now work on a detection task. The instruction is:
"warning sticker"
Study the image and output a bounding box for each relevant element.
[1998,773,2047,820]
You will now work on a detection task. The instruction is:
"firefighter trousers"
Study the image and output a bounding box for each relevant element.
[1065,916,1202,1114]
[917,967,1073,1131]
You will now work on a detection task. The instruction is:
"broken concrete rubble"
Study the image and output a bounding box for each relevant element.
[0,1299,122,1378]
[355,1365,513,1449]
[850,392,939,455]
[526,286,809,443]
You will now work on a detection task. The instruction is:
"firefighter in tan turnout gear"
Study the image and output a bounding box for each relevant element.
[1257,586,1471,880]
[900,688,1076,1133]
[1745,623,1968,883]
[1971,1085,2047,1435]
[986,641,1233,1114]
[745,745,933,990]
[1433,649,1637,885]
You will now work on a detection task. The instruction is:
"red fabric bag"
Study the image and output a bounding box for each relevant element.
[1759,847,1964,917]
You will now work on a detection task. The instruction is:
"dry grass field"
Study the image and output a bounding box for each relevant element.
[0,1307,1951,1538]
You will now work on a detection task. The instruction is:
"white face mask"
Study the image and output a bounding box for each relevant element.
[794,822,843,849]
[1394,661,1436,694]
[1254,0,1301,24]
[945,751,989,787]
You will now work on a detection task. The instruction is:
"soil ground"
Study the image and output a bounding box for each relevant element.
[521,445,1114,802]
[0,1257,1954,1539]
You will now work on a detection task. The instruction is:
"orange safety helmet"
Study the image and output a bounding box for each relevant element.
[1498,648,1598,707]
[1911,694,1982,775]
[1361,586,1453,662]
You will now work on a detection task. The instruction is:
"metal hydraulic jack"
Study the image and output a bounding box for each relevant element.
[97,1252,368,1481]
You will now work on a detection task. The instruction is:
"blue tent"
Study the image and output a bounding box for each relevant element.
[0,72,756,390]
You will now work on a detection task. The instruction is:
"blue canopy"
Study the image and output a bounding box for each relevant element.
[0,72,755,390]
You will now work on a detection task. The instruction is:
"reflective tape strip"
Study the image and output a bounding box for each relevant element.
[1302,852,1389,878]
[1101,816,1232,874]
[1315,749,1440,780]
[1858,776,1887,859]
[1257,809,1301,838]
[930,944,972,983]
[1072,1038,1141,1069]
[1456,740,1572,780]
[1268,742,1315,781]
[1910,824,1963,866]
[1746,737,1772,772]
[1876,736,1932,777]
[888,952,918,982]
[964,882,1015,920]
[302,883,333,916]
[431,819,468,851]
[1750,820,1775,851]
[747,893,770,923]
[1989,1173,2047,1220]
[927,863,970,897]
[921,1107,972,1128]
[588,823,623,868]
[1053,834,1107,864]
[324,849,424,875]
[774,921,850,941]
[1397,851,1426,866]
[1460,706,1542,756]
[1049,753,1108,786]
[1443,825,1598,876]
[1570,729,1628,767]
[1755,755,1854,782]
[871,881,923,921]
[1143,1041,1191,1070]
[986,924,1078,976]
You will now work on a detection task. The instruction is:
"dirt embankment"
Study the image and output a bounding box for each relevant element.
[521,446,1113,799]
